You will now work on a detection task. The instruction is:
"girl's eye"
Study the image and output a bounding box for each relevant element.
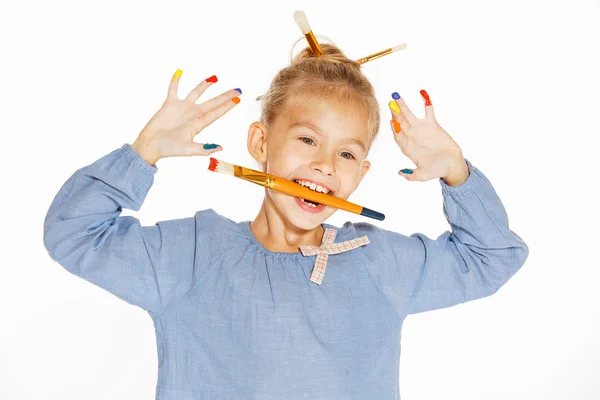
[299,137,355,160]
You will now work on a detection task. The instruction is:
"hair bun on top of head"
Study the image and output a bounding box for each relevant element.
[289,35,361,71]
[259,32,381,151]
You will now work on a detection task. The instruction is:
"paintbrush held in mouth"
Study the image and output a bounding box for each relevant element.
[208,158,385,221]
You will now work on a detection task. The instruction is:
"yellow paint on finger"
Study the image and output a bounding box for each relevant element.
[388,100,400,114]
[172,69,183,81]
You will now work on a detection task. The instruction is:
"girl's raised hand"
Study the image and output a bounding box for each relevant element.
[132,70,242,165]
[389,90,468,184]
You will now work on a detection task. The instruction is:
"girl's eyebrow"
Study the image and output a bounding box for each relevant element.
[342,138,366,152]
[290,121,323,135]
[290,122,366,152]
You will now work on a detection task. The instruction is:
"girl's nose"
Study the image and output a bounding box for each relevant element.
[310,154,335,176]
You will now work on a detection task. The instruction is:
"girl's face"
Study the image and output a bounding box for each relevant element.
[249,97,372,230]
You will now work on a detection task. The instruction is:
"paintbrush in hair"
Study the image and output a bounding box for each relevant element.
[294,10,324,57]
[255,43,408,101]
[356,43,407,64]
[208,158,385,221]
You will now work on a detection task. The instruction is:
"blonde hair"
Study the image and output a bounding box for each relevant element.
[259,41,381,153]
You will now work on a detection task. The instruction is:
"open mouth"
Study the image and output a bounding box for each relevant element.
[294,179,332,207]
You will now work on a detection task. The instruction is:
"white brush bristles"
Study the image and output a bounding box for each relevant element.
[294,10,311,34]
[211,158,234,176]
[392,43,408,52]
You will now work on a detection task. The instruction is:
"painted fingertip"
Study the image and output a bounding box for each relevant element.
[203,143,220,150]
[400,169,413,174]
[206,75,218,83]
[388,100,400,114]
[232,97,241,104]
[172,69,182,81]
[420,89,432,106]
[391,119,401,133]
[234,88,242,94]
[391,92,400,100]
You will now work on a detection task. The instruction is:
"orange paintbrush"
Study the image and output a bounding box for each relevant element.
[208,158,384,221]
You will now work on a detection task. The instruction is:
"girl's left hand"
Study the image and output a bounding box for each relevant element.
[389,90,469,185]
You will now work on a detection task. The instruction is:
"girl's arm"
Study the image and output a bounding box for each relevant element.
[359,159,529,317]
[43,144,201,316]
[43,70,241,316]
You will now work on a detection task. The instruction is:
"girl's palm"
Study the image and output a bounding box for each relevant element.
[137,71,241,160]
[390,90,463,182]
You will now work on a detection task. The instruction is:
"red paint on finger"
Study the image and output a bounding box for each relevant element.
[420,89,432,106]
[206,75,218,83]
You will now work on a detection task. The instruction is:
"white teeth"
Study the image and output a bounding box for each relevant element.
[300,198,318,207]
[294,180,330,194]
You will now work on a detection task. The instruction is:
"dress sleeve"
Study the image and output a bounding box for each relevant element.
[43,143,201,316]
[359,159,529,317]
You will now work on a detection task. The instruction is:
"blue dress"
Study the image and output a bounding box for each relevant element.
[43,143,529,399]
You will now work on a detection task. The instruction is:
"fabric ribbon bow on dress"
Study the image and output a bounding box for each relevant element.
[299,228,370,285]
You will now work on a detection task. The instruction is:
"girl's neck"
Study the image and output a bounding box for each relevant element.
[249,201,324,254]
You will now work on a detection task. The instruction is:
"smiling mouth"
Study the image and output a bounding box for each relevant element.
[299,198,321,207]
[294,179,333,207]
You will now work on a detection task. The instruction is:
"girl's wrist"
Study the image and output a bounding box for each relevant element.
[442,157,469,186]
[131,138,160,166]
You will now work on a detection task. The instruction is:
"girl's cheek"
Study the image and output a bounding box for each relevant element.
[289,140,311,154]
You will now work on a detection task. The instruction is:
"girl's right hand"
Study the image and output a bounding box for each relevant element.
[131,70,241,165]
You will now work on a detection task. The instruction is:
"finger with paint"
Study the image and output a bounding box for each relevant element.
[131,70,243,165]
[388,92,410,136]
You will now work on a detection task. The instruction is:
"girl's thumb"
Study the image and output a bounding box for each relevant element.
[181,142,220,157]
[184,143,221,157]
[399,167,418,181]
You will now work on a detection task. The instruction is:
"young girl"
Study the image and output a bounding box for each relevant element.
[43,44,529,399]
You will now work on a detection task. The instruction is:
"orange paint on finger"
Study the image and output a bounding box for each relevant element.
[232,97,241,104]
[420,89,432,106]
[391,120,401,133]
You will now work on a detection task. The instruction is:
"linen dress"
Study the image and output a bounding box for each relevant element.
[43,143,529,399]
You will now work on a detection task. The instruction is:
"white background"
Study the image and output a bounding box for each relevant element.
[2,0,599,399]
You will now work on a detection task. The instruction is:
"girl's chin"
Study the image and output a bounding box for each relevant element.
[268,195,331,229]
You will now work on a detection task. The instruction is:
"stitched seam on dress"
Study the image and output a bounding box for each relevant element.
[459,177,517,288]
[45,171,79,227]
[355,248,404,321]
[471,187,513,248]
[150,246,242,320]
